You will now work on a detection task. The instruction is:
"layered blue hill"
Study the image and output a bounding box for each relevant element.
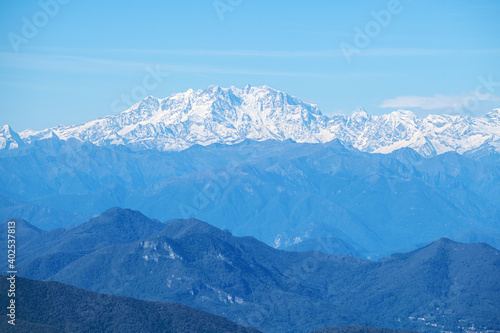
[0,275,261,333]
[2,208,499,333]
[1,138,500,257]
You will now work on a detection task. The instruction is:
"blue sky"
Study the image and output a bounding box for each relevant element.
[1,0,499,131]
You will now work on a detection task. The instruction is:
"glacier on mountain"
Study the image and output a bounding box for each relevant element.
[3,85,500,157]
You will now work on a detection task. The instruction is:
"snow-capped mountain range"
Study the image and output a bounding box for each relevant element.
[3,85,500,156]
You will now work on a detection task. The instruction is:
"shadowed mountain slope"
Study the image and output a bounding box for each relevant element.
[3,208,499,332]
[0,275,261,333]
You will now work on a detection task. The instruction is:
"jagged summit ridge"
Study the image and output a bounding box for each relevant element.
[0,124,25,150]
[4,85,500,156]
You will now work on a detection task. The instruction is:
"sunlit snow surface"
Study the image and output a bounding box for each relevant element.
[5,85,500,156]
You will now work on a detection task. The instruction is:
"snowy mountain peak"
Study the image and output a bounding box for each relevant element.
[45,131,61,140]
[486,108,500,120]
[351,107,369,120]
[205,84,222,94]
[0,125,24,150]
[389,109,416,118]
[5,85,500,156]
[1,124,15,135]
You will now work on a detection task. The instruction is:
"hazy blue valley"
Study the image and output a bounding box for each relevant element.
[1,136,500,259]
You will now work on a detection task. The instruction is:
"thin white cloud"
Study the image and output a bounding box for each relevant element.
[380,92,500,110]
[0,51,393,79]
[364,48,500,57]
[4,46,500,58]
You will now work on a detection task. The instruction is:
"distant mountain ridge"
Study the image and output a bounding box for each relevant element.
[1,138,500,257]
[2,85,500,156]
[3,208,499,333]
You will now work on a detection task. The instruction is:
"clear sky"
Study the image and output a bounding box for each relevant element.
[1,0,499,131]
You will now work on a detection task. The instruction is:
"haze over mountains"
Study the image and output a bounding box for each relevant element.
[2,85,500,156]
[2,86,499,257]
[1,136,500,258]
[2,208,499,333]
